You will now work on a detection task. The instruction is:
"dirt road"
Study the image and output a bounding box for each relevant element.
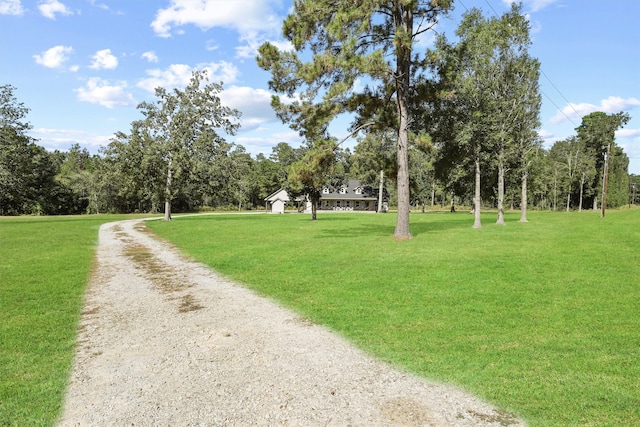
[56,219,525,426]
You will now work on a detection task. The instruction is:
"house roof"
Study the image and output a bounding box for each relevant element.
[264,179,388,203]
[320,179,380,201]
[264,188,290,202]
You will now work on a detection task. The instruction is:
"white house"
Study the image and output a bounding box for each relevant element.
[264,188,290,214]
[265,180,388,213]
[318,179,384,212]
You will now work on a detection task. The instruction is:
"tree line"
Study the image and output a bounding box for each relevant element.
[1,3,635,227]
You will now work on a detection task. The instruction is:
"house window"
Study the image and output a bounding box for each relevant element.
[336,201,341,207]
[355,201,360,208]
[322,187,329,194]
[355,187,362,195]
[346,201,351,207]
[339,187,347,194]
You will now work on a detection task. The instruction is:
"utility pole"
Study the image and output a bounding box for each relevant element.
[601,143,610,218]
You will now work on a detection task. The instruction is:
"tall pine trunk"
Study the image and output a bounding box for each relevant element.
[519,168,528,222]
[579,173,585,212]
[393,6,412,240]
[164,154,173,221]
[496,153,505,225]
[473,156,482,229]
[377,170,384,213]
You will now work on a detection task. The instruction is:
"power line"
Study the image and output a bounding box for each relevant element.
[446,1,579,127]
[479,0,580,127]
[483,0,499,17]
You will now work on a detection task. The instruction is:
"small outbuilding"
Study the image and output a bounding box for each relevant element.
[264,188,290,214]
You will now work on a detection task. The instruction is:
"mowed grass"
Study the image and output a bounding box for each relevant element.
[147,210,640,426]
[0,214,142,426]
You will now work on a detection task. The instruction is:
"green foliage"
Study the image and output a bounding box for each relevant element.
[134,70,241,219]
[0,85,63,215]
[575,111,631,208]
[287,139,338,219]
[148,210,640,426]
[0,215,134,426]
[431,4,541,224]
[257,0,453,238]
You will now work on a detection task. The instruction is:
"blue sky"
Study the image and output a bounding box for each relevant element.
[1,0,639,173]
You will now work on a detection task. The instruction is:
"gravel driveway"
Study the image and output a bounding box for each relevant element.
[56,219,525,426]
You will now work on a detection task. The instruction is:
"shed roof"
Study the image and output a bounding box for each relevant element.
[264,188,290,202]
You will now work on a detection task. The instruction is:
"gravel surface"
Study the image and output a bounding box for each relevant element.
[56,219,526,426]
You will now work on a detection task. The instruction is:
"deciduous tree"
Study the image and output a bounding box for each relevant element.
[288,138,338,220]
[576,111,630,209]
[136,71,240,220]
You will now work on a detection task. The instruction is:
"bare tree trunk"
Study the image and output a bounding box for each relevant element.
[496,159,505,225]
[519,169,528,222]
[430,181,435,208]
[553,169,558,211]
[164,155,173,221]
[601,143,610,218]
[392,7,412,240]
[473,156,482,229]
[579,173,585,212]
[377,170,384,213]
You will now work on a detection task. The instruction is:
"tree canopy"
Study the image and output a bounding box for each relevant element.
[258,0,453,239]
[1,6,636,220]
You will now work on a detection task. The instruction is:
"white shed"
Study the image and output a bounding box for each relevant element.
[264,188,290,214]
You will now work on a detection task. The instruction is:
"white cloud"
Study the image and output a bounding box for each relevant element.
[150,0,285,58]
[75,78,136,108]
[137,61,239,92]
[502,0,561,13]
[0,0,24,15]
[33,45,73,68]
[39,0,72,19]
[236,130,303,157]
[89,49,118,70]
[551,96,640,124]
[616,128,640,139]
[88,0,109,12]
[220,86,278,129]
[205,40,218,52]
[616,129,640,163]
[236,34,294,59]
[538,129,558,148]
[151,0,281,38]
[141,51,158,63]
[600,96,640,112]
[31,127,112,153]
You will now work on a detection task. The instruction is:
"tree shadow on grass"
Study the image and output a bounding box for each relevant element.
[313,213,471,239]
[409,215,473,236]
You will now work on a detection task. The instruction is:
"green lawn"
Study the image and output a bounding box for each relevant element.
[0,214,142,426]
[147,210,640,426]
[1,211,638,426]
